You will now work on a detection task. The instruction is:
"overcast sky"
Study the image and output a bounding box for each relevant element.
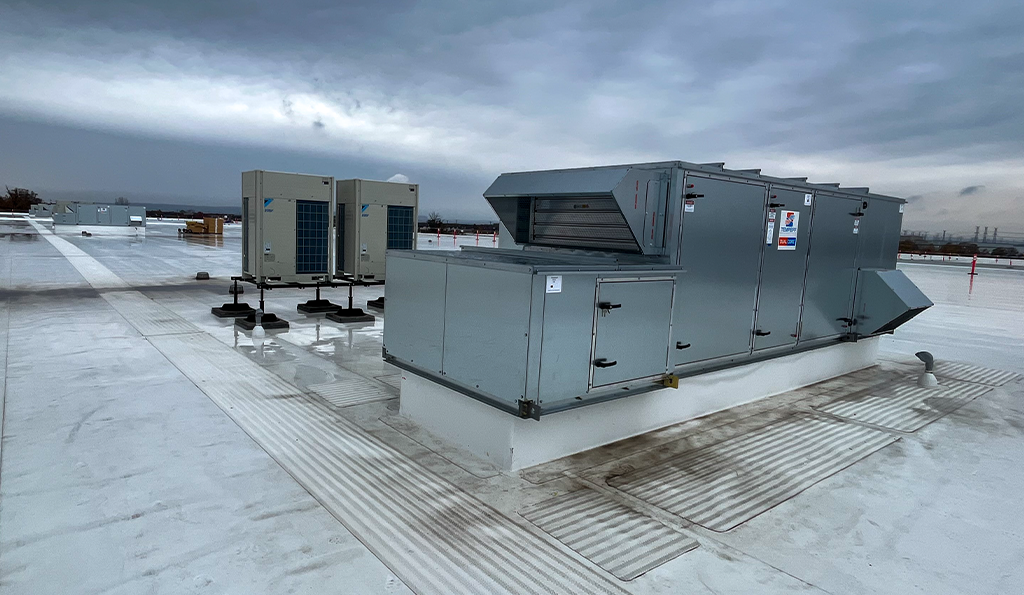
[1,1,1022,231]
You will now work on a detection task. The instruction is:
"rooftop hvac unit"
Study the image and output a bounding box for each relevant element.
[384,160,932,419]
[51,202,146,227]
[335,179,419,282]
[242,170,334,284]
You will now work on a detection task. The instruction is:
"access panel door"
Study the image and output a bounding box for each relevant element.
[672,176,767,365]
[591,280,674,387]
[855,198,903,270]
[753,188,813,350]
[800,194,862,342]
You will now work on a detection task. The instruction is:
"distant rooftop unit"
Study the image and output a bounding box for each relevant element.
[51,202,146,228]
[28,203,53,217]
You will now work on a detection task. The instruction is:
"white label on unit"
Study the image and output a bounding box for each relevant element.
[263,241,271,254]
[766,221,775,244]
[853,219,860,234]
[360,243,368,254]
[684,199,695,213]
[545,275,562,293]
[899,204,905,213]
[777,210,799,250]
[804,193,813,206]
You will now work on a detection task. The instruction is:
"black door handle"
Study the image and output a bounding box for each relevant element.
[685,193,704,199]
[768,202,785,208]
[754,330,771,336]
[676,342,691,350]
[597,302,622,310]
[836,317,855,326]
[594,358,617,368]
[849,212,862,217]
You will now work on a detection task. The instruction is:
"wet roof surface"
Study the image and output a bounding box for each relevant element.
[1,215,1022,594]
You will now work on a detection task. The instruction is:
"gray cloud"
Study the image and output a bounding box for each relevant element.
[959,185,985,196]
[0,0,1021,229]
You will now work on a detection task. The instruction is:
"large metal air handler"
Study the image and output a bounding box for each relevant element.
[383,161,932,419]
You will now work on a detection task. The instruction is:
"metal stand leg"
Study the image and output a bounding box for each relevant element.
[212,277,255,318]
[297,281,340,314]
[236,283,288,330]
[326,282,375,323]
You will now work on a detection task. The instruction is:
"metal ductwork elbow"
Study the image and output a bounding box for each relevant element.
[854,269,933,336]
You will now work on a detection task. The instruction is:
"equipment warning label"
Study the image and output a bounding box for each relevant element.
[777,210,799,250]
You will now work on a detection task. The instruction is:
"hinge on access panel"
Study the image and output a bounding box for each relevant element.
[518,399,542,421]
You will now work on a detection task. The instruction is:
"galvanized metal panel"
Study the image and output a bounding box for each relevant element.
[800,193,861,342]
[382,255,448,374]
[856,198,902,270]
[484,166,630,198]
[109,205,128,226]
[537,273,601,406]
[442,264,533,408]
[672,176,766,365]
[592,279,674,386]
[78,204,98,225]
[753,188,812,350]
[524,274,548,403]
[611,167,668,255]
[854,269,932,335]
[484,166,674,255]
[95,205,111,225]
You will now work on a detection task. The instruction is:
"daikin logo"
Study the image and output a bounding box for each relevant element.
[264,198,274,212]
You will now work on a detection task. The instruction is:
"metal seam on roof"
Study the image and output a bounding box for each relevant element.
[521,488,698,580]
[609,414,898,532]
[815,378,994,432]
[933,362,1022,387]
[307,380,394,408]
[33,219,627,595]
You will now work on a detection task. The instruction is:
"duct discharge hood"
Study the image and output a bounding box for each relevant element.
[855,269,933,335]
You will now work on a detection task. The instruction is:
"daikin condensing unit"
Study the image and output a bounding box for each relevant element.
[242,170,334,284]
[335,179,419,281]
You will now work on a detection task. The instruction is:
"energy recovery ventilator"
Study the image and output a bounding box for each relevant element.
[383,161,932,419]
